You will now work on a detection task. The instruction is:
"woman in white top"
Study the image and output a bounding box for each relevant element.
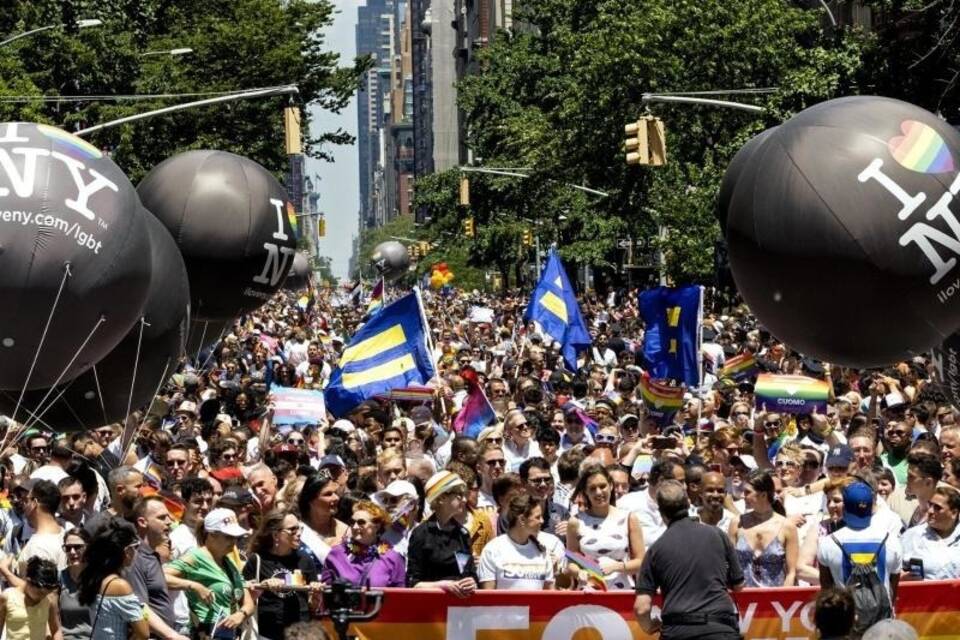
[479,493,563,590]
[901,485,960,581]
[565,463,644,590]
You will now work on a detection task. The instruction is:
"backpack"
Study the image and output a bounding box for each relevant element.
[830,532,893,635]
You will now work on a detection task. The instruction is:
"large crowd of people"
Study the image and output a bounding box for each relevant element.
[0,283,952,639]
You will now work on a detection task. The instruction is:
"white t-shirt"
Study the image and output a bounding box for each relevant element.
[169,521,198,627]
[478,532,561,590]
[503,440,542,473]
[17,530,65,573]
[900,523,960,581]
[618,489,664,547]
[817,521,903,602]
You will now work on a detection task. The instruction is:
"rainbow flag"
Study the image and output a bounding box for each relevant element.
[367,278,384,315]
[564,551,607,591]
[754,373,829,415]
[453,385,497,438]
[720,353,757,381]
[139,486,186,523]
[640,372,684,415]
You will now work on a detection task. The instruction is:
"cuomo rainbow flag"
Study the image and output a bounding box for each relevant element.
[754,374,829,415]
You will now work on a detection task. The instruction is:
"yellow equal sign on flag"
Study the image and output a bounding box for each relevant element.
[539,291,568,324]
[338,324,416,388]
[339,324,407,366]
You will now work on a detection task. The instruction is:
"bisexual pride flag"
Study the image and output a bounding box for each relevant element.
[754,374,829,415]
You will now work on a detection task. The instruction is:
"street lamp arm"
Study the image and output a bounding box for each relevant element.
[73,85,299,136]
[458,166,609,197]
[641,93,765,113]
[0,19,102,47]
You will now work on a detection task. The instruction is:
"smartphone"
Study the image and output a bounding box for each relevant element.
[906,558,924,580]
[651,436,678,450]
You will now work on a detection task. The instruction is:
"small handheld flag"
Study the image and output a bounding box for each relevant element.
[720,353,758,382]
[564,550,607,591]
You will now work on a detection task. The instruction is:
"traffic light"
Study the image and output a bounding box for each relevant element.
[459,176,470,206]
[410,244,420,260]
[316,217,326,238]
[419,241,430,255]
[522,228,533,247]
[463,217,475,238]
[624,116,667,166]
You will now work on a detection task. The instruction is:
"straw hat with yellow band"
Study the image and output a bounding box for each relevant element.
[424,470,467,506]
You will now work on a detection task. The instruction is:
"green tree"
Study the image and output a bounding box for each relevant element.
[0,0,370,182]
[430,0,865,286]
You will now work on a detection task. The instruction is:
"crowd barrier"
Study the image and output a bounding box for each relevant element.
[322,580,960,639]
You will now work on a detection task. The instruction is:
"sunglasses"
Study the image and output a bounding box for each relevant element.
[485,459,507,467]
[487,436,504,444]
[774,460,798,468]
[764,421,782,428]
[529,477,553,486]
[287,438,305,445]
[513,422,532,432]
[620,422,639,432]
[595,434,618,444]
[63,544,86,552]
[351,518,373,527]
[166,459,188,467]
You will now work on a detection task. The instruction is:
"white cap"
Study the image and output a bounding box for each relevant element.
[203,508,249,538]
[331,419,355,434]
[373,480,417,508]
[730,454,758,470]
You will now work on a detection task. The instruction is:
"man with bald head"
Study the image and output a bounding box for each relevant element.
[697,472,735,531]
[248,464,279,512]
[634,480,744,640]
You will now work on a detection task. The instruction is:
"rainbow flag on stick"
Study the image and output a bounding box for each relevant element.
[564,551,607,591]
[754,374,829,415]
[720,353,757,382]
[640,372,684,424]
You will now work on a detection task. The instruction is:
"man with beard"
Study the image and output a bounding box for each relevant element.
[14,479,65,575]
[83,466,144,535]
[129,496,187,640]
[697,472,736,531]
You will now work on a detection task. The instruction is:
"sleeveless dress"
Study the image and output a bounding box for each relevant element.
[3,587,50,640]
[736,524,787,587]
[575,508,633,590]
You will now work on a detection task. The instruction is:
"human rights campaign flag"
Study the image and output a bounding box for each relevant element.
[325,291,436,417]
[639,285,702,387]
[523,248,591,371]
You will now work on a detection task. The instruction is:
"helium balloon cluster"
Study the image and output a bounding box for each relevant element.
[0,128,300,431]
[719,96,960,368]
[429,263,455,289]
[370,241,410,282]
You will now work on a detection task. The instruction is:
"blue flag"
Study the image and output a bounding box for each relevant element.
[325,291,436,417]
[639,285,702,387]
[523,248,591,371]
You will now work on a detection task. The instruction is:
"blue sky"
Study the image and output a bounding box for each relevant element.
[308,0,360,280]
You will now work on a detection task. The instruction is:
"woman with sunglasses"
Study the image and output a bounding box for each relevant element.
[164,509,255,639]
[727,469,799,587]
[78,519,148,640]
[407,471,478,597]
[244,511,322,640]
[322,501,406,587]
[59,528,92,640]
[0,557,63,640]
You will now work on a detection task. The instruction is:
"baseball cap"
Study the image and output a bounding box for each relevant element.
[176,401,198,416]
[373,480,417,508]
[842,481,875,530]
[409,405,433,426]
[330,419,356,434]
[203,507,250,537]
[219,487,258,508]
[730,454,758,471]
[826,445,854,469]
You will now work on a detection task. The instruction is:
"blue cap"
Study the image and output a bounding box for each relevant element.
[842,481,874,530]
[826,445,854,469]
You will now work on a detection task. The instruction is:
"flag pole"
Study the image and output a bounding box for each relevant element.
[413,286,447,416]
[695,286,705,453]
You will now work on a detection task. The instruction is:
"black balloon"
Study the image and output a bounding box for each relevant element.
[724,96,960,367]
[371,240,410,282]
[717,128,776,233]
[284,252,311,290]
[0,123,152,391]
[138,150,298,321]
[0,206,189,431]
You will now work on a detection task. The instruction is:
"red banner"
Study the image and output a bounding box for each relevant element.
[327,581,960,639]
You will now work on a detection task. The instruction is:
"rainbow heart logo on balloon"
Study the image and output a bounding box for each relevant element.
[286,201,299,239]
[888,120,954,173]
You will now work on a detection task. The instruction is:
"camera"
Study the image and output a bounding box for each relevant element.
[318,580,384,640]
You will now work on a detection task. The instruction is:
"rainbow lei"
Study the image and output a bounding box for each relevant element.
[346,540,391,562]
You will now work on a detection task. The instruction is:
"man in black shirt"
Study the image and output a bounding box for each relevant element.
[635,480,744,640]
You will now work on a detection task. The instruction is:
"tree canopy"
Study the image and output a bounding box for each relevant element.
[0,0,370,183]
